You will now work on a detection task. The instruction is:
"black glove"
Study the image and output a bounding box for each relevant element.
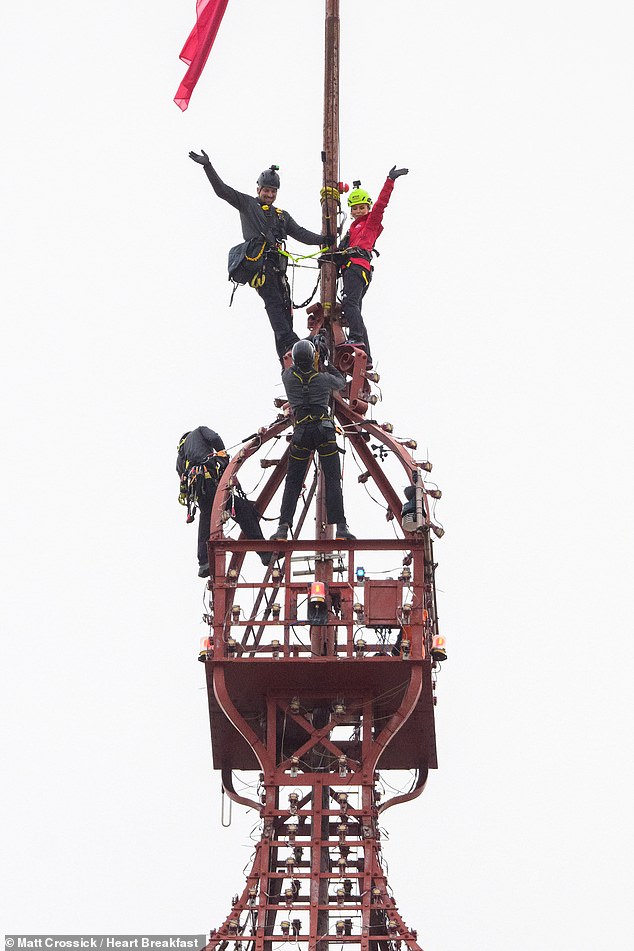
[313,333,330,365]
[189,149,211,166]
[388,165,409,180]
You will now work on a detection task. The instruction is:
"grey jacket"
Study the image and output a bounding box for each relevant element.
[282,366,346,418]
[203,163,324,246]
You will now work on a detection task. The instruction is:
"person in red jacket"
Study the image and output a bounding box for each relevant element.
[338,166,408,367]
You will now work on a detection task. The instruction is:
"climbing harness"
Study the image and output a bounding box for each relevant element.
[288,368,346,458]
[291,368,323,422]
[226,204,332,311]
[178,451,229,523]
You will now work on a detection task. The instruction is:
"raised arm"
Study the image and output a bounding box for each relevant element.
[325,368,346,392]
[368,166,408,228]
[189,149,249,211]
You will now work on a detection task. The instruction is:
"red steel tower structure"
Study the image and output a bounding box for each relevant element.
[197,4,445,950]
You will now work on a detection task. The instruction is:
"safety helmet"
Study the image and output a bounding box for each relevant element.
[348,180,372,207]
[292,339,316,371]
[257,165,281,190]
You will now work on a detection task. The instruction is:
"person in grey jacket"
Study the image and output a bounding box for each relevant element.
[272,339,355,541]
[189,151,328,359]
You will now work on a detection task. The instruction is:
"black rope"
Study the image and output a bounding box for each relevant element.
[292,271,321,310]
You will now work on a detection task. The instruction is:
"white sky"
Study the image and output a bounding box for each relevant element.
[2,1,633,948]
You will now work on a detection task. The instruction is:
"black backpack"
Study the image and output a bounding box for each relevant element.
[228,236,269,286]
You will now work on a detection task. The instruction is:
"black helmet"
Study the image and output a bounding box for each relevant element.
[257,164,280,190]
[292,339,316,371]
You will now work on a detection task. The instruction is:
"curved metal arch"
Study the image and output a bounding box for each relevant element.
[212,667,268,772]
[206,400,430,562]
[221,768,262,813]
[377,767,429,816]
[335,398,431,529]
[210,414,293,540]
[371,668,424,770]
[206,415,293,592]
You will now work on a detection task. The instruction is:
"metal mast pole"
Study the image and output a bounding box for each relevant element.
[321,0,340,324]
[313,0,341,624]
[314,5,341,948]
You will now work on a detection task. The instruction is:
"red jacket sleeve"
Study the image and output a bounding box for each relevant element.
[364,177,394,245]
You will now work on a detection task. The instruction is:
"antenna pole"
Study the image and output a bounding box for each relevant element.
[314,1,341,575]
[316,11,341,939]
[320,0,340,325]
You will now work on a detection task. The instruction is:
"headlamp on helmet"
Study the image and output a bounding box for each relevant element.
[257,164,281,190]
[348,179,372,207]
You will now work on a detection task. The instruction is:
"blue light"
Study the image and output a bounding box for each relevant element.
[356,566,365,581]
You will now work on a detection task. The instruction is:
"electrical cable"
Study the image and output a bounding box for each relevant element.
[347,441,390,513]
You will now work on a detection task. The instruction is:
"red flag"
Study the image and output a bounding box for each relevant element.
[174,0,231,111]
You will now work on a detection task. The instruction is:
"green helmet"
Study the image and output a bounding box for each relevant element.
[348,180,372,207]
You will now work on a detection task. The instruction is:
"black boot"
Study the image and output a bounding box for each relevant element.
[335,523,356,540]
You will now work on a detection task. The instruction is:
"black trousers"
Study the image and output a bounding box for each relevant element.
[341,263,372,359]
[279,420,345,527]
[197,493,268,568]
[256,265,299,360]
[197,493,215,566]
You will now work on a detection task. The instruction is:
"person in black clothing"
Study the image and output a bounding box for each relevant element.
[272,340,355,541]
[177,426,271,577]
[189,151,328,360]
[177,427,227,577]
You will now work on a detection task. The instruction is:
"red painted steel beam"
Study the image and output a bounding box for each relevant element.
[208,415,291,546]
[377,767,429,816]
[371,669,423,770]
[221,766,261,812]
[212,666,268,773]
[210,537,422,552]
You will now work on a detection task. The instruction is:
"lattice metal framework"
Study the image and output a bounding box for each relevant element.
[197,368,442,951]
